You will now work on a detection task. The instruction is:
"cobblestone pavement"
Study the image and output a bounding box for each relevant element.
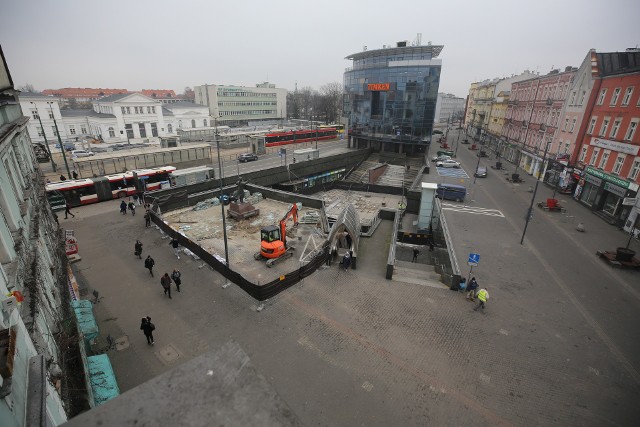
[67,162,640,426]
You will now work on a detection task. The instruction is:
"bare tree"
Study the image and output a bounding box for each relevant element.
[319,82,343,124]
[18,83,39,93]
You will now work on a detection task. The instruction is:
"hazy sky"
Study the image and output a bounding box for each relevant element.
[2,0,639,98]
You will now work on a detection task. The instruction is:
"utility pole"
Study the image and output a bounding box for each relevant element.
[48,102,71,178]
[521,141,550,245]
[30,101,57,171]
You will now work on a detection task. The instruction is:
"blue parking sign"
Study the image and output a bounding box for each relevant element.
[468,253,480,266]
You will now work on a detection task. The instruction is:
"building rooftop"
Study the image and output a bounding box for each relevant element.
[346,44,444,61]
[60,109,115,118]
[41,88,129,97]
[162,101,209,109]
[141,89,177,98]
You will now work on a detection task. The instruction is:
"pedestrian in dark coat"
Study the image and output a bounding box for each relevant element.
[144,255,155,277]
[65,202,75,219]
[171,268,182,292]
[140,317,155,345]
[72,170,79,180]
[161,273,172,298]
[412,248,420,262]
[120,200,127,215]
[342,252,351,271]
[169,238,180,259]
[144,211,151,227]
[345,233,352,249]
[467,277,479,301]
[128,201,136,216]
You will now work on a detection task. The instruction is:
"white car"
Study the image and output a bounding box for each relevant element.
[436,159,461,168]
[71,149,95,158]
[432,154,451,162]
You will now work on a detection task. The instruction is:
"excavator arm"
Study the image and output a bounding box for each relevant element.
[279,203,299,247]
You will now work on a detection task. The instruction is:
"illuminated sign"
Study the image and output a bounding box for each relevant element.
[367,83,390,91]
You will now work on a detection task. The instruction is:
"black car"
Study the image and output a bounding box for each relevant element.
[238,153,258,162]
[474,166,488,178]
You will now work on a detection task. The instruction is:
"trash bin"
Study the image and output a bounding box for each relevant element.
[511,173,520,181]
[496,161,502,169]
[546,198,558,209]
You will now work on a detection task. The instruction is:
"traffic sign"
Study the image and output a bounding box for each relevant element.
[468,253,480,266]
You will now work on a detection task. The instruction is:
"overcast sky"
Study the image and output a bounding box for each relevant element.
[2,0,639,98]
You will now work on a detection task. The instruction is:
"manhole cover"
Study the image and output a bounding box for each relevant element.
[115,335,130,351]
[155,343,182,364]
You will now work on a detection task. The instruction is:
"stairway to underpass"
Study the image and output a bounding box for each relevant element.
[392,260,449,289]
[344,154,424,189]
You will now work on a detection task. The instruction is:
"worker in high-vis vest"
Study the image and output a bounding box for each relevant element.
[473,288,489,312]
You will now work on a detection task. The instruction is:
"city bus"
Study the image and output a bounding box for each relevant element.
[45,166,176,207]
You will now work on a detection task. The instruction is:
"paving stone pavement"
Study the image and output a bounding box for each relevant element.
[66,190,640,426]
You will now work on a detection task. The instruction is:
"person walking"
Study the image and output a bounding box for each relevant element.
[345,232,352,249]
[65,202,75,219]
[120,200,127,215]
[342,251,351,271]
[59,174,67,181]
[128,201,136,216]
[134,240,143,259]
[467,277,479,301]
[144,210,151,227]
[72,170,79,180]
[171,268,182,292]
[412,248,420,262]
[161,273,172,299]
[169,237,180,259]
[144,255,155,277]
[474,288,489,312]
[132,193,139,205]
[140,317,155,345]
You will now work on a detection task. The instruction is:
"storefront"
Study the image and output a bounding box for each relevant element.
[544,159,577,195]
[577,166,639,226]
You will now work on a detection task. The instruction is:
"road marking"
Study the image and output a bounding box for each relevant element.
[436,167,469,178]
[442,203,505,218]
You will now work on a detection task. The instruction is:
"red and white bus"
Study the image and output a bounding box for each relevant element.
[46,166,176,207]
[264,128,337,147]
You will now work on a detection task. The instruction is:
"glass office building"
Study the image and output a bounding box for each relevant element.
[343,41,443,154]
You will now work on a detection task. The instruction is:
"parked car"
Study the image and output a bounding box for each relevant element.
[432,154,452,162]
[461,138,470,144]
[435,184,467,202]
[55,142,76,151]
[474,166,488,177]
[71,149,95,158]
[238,153,258,162]
[436,159,461,168]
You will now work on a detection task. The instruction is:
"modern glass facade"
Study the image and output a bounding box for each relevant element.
[343,43,443,153]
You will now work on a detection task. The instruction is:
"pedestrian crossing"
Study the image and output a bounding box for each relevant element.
[436,167,469,178]
[441,203,505,218]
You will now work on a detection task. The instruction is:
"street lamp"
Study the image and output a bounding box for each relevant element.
[30,101,57,171]
[47,102,71,179]
[520,140,551,245]
[120,129,131,145]
[214,117,230,268]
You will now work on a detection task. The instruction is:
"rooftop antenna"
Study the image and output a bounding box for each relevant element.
[416,33,422,46]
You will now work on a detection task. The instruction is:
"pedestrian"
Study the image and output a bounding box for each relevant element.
[120,200,127,215]
[59,174,66,181]
[134,240,143,259]
[342,251,351,271]
[412,248,420,262]
[144,202,150,211]
[474,288,489,312]
[345,232,352,249]
[427,236,435,252]
[169,237,180,259]
[133,193,139,205]
[128,201,136,216]
[72,170,79,180]
[144,210,151,227]
[138,191,145,205]
[65,201,75,219]
[161,272,172,299]
[144,255,155,277]
[467,277,479,301]
[171,268,182,292]
[140,317,155,345]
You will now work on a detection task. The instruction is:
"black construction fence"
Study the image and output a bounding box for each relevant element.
[148,200,329,302]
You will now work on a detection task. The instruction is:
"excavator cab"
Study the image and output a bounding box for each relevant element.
[255,203,299,266]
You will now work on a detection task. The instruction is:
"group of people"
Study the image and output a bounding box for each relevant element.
[453,277,489,312]
[136,237,183,299]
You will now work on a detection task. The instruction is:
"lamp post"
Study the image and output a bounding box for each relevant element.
[48,102,71,179]
[214,117,230,267]
[30,101,57,171]
[520,141,551,245]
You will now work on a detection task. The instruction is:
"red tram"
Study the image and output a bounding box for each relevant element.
[264,128,337,147]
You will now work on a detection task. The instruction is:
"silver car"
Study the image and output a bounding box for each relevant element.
[436,159,460,168]
[71,149,95,158]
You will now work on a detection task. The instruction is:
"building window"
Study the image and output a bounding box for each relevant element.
[191,119,196,128]
[203,119,207,127]
[587,117,597,134]
[126,107,131,114]
[125,124,134,139]
[597,89,607,105]
[69,127,76,135]
[139,123,146,138]
[563,118,569,131]
[31,110,39,119]
[147,106,152,114]
[81,126,87,134]
[570,91,577,105]
[570,118,576,132]
[108,127,115,138]
[610,88,621,106]
[37,126,44,137]
[589,148,600,166]
[599,150,610,169]
[599,117,610,137]
[629,158,640,180]
[579,90,586,105]
[178,120,182,128]
[613,154,626,175]
[121,107,126,114]
[151,122,158,137]
[167,124,173,133]
[49,111,54,119]
[610,119,622,139]
[151,106,156,114]
[624,120,638,141]
[622,87,634,106]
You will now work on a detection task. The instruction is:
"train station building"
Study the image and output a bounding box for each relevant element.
[343,40,444,156]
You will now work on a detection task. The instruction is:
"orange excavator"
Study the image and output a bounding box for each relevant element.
[254,203,299,267]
